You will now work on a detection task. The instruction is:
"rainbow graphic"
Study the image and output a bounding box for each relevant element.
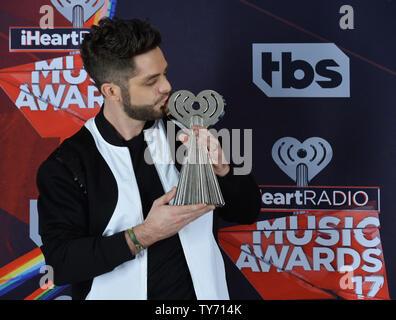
[25,280,67,300]
[0,247,67,300]
[93,0,118,25]
[0,248,44,296]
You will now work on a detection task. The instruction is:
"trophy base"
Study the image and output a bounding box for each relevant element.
[172,163,225,207]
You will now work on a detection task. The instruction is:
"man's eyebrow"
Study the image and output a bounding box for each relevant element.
[142,66,168,82]
[143,73,160,81]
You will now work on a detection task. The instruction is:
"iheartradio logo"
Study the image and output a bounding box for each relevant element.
[259,137,380,213]
[9,0,106,52]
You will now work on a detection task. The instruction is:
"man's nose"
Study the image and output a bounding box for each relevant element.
[159,77,172,94]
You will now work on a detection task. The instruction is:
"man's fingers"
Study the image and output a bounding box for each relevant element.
[171,203,215,215]
[179,128,220,150]
[178,133,188,143]
[154,187,176,206]
[192,204,215,216]
[193,128,221,152]
[184,204,215,217]
[183,205,215,223]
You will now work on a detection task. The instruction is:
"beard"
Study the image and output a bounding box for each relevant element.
[120,86,168,121]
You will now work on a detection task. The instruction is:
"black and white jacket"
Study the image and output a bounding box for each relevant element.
[36,108,261,300]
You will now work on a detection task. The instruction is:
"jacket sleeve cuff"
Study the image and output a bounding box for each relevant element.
[102,231,135,269]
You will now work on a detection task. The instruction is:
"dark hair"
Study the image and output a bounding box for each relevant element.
[80,17,162,92]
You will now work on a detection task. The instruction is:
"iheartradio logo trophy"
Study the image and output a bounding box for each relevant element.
[50,0,106,27]
[168,90,225,207]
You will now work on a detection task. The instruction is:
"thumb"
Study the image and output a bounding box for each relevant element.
[178,133,188,143]
[155,186,177,206]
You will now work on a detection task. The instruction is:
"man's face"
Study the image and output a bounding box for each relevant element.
[120,46,172,121]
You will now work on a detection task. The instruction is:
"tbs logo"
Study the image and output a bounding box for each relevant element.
[253,43,350,97]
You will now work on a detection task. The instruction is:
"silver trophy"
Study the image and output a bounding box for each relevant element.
[168,90,225,207]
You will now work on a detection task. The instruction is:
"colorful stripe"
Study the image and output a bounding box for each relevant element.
[109,0,117,18]
[24,283,67,300]
[93,0,118,25]
[0,247,45,296]
[0,247,69,299]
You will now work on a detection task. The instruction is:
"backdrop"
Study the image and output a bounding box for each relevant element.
[0,0,394,300]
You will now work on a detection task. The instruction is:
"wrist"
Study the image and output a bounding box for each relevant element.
[124,222,153,256]
[132,222,155,249]
[127,227,144,253]
[124,230,140,256]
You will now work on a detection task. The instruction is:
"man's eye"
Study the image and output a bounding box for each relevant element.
[146,80,156,86]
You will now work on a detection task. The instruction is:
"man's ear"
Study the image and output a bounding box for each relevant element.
[100,82,121,102]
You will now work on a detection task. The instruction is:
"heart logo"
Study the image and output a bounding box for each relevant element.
[168,90,224,128]
[51,0,106,26]
[272,137,332,183]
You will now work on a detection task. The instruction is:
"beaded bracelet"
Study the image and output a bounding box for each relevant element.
[127,227,144,253]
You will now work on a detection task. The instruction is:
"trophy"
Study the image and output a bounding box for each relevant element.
[168,90,226,207]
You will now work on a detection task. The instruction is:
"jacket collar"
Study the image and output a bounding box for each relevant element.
[94,106,155,147]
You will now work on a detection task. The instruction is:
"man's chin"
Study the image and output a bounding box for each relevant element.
[163,105,169,112]
[145,108,167,121]
[159,105,169,117]
[123,102,168,121]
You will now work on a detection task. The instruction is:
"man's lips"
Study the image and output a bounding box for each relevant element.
[163,95,170,105]
[159,95,170,107]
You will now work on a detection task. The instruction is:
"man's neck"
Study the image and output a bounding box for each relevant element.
[102,100,146,141]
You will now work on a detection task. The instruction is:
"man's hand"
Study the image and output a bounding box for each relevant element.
[178,126,230,177]
[124,187,214,255]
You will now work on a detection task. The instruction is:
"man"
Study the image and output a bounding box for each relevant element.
[37,17,261,300]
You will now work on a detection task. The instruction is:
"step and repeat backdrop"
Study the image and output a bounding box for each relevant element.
[0,0,395,300]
